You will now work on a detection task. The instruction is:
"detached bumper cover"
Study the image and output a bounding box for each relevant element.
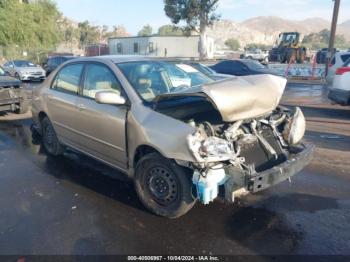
[224,144,314,200]
[328,88,350,105]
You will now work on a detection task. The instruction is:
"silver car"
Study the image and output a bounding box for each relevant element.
[32,56,314,218]
[3,60,46,81]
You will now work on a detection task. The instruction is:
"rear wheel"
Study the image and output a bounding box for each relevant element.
[134,153,196,218]
[41,117,64,156]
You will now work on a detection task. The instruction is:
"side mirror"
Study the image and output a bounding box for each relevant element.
[95,91,126,105]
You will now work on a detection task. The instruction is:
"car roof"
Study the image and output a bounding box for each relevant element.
[49,56,75,59]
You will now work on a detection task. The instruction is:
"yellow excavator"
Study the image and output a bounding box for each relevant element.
[269,32,307,64]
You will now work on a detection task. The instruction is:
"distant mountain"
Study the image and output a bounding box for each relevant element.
[340,20,350,27]
[339,20,350,41]
[208,16,349,49]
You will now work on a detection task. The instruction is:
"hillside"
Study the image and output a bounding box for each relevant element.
[208,16,350,49]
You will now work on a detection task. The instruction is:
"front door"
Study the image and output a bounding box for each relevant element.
[75,63,128,171]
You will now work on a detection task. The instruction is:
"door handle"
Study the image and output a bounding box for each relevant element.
[77,104,86,111]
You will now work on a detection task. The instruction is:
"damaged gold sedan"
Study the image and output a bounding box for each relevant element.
[32,56,314,218]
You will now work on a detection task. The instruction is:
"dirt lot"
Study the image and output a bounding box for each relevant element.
[0,83,349,256]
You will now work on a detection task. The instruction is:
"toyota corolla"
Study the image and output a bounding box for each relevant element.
[32,56,314,218]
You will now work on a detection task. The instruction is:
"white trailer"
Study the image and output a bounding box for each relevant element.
[109,35,215,59]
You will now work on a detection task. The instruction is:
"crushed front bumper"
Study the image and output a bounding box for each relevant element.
[224,144,315,201]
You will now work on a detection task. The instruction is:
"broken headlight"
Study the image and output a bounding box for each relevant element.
[187,133,235,162]
[283,107,306,145]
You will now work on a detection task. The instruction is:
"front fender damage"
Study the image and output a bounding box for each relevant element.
[180,107,313,205]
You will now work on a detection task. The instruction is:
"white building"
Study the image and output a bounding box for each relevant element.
[108,35,215,59]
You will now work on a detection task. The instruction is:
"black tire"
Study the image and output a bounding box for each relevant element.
[298,49,305,64]
[134,153,196,218]
[41,117,64,156]
[15,90,29,114]
[14,72,21,80]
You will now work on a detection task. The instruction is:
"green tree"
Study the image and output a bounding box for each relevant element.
[0,0,60,48]
[302,29,349,50]
[138,24,153,36]
[108,25,130,38]
[158,25,184,36]
[225,38,240,51]
[164,0,220,59]
[77,20,100,48]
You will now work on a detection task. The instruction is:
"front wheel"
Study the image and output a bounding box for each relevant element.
[134,153,196,218]
[41,117,64,156]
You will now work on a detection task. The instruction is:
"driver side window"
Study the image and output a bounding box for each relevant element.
[83,64,121,99]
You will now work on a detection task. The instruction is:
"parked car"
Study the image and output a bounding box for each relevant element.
[3,60,46,81]
[32,56,314,218]
[0,65,29,114]
[241,49,269,62]
[210,59,278,76]
[44,56,76,76]
[328,58,350,105]
[327,51,350,84]
[185,62,231,81]
[316,48,337,64]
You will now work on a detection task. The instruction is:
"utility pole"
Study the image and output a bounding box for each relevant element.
[326,0,341,76]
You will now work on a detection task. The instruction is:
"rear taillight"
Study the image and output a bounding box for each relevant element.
[335,67,350,75]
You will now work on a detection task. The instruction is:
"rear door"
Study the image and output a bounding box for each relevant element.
[45,63,84,147]
[75,63,128,171]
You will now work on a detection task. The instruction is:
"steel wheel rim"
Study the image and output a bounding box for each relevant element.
[145,166,179,206]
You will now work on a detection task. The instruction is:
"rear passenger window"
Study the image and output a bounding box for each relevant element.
[52,64,83,94]
[83,64,121,99]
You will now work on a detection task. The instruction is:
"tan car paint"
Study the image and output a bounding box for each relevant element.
[32,56,286,178]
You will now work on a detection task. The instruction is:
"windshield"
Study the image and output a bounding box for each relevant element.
[117,61,213,102]
[0,66,5,76]
[13,60,36,67]
[245,60,266,70]
[278,33,298,44]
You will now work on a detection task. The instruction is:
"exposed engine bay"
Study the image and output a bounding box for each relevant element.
[186,106,306,205]
[152,74,311,205]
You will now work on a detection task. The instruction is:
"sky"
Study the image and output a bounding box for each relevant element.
[55,0,350,35]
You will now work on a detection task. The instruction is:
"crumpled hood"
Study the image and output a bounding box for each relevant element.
[0,75,21,88]
[156,74,287,122]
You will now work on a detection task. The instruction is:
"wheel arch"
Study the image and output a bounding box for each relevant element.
[133,144,163,168]
[38,111,48,122]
